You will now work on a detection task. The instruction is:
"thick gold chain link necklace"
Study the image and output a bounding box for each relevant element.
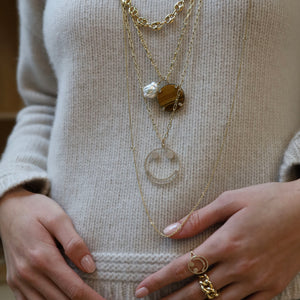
[122,0,186,31]
[123,0,252,237]
[123,0,203,185]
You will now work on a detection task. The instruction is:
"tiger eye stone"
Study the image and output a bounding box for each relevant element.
[157,84,185,112]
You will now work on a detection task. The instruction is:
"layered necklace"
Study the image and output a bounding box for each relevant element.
[123,0,203,185]
[122,0,252,237]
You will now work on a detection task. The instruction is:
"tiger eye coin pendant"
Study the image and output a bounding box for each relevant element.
[157,84,185,112]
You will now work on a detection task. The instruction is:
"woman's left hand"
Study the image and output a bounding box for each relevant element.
[135,180,300,300]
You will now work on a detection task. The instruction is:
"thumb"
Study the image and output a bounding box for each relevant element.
[163,191,243,239]
[43,212,96,274]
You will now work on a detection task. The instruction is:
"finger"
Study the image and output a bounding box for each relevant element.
[12,289,27,300]
[45,254,105,300]
[163,190,244,238]
[16,281,45,300]
[24,270,69,300]
[135,252,226,298]
[245,292,274,300]
[42,212,96,274]
[217,283,256,300]
[161,279,204,300]
[161,267,229,300]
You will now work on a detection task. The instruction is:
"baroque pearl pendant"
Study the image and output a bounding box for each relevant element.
[143,82,158,99]
[144,147,181,185]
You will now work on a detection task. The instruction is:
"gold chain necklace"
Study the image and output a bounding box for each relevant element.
[131,1,195,112]
[129,1,195,82]
[123,0,203,185]
[123,0,252,237]
[122,0,185,31]
[122,0,196,112]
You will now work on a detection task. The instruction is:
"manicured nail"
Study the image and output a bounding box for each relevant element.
[81,255,96,273]
[163,222,180,235]
[135,287,149,298]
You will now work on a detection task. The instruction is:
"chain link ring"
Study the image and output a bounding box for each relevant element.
[199,274,219,299]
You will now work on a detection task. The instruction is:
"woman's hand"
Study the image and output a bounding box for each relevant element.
[0,187,105,300]
[135,180,300,300]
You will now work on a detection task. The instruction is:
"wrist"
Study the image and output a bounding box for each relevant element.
[292,178,300,200]
[0,186,31,203]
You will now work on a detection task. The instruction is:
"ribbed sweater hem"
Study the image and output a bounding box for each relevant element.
[71,252,300,300]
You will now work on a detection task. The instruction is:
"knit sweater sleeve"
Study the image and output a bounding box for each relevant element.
[0,0,56,198]
[279,131,300,182]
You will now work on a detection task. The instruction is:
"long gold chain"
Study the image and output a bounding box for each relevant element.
[122,0,186,31]
[123,0,203,146]
[124,0,252,237]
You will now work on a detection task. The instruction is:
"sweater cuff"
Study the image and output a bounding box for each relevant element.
[279,131,300,182]
[0,164,50,198]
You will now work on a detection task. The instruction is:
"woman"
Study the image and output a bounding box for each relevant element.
[0,0,300,299]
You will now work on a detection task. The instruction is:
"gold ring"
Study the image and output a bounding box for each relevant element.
[198,274,219,299]
[188,251,209,275]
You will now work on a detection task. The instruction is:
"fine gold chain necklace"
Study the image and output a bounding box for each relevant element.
[123,0,202,140]
[123,0,252,237]
[123,0,204,185]
[131,0,196,97]
[122,0,185,31]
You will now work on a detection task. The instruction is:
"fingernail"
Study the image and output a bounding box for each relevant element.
[163,222,180,235]
[135,287,149,298]
[81,255,96,273]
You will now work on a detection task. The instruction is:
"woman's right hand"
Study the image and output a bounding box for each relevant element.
[0,187,105,300]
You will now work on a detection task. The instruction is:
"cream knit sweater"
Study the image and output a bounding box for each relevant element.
[1,0,300,299]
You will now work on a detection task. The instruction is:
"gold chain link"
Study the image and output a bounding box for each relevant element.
[122,0,185,31]
[199,274,219,299]
[130,0,196,83]
[123,0,252,238]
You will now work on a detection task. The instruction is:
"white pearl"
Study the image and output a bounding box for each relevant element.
[143,82,158,99]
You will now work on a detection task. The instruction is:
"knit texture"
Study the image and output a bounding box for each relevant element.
[1,0,300,299]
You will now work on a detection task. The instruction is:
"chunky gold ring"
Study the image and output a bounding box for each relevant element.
[198,274,219,299]
[188,251,209,275]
